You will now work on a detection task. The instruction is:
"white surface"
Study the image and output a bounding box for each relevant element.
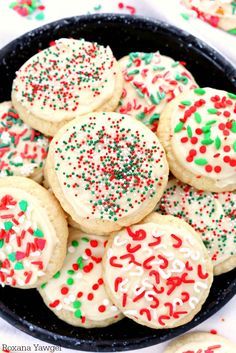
[0,0,235,352]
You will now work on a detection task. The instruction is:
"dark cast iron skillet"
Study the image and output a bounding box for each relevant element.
[0,13,235,352]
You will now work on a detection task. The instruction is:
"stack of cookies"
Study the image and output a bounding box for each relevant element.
[0,38,235,330]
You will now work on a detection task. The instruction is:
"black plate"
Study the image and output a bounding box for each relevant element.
[0,13,236,352]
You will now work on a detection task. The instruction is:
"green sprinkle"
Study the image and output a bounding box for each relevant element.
[227,28,236,35]
[0,240,4,248]
[41,283,47,289]
[19,200,28,212]
[194,158,208,166]
[72,240,79,247]
[171,61,179,68]
[231,121,236,133]
[67,278,74,285]
[35,12,45,21]
[8,252,16,262]
[194,112,202,123]
[228,92,236,99]
[73,301,82,309]
[149,113,160,124]
[201,138,214,145]
[181,13,190,20]
[127,69,139,76]
[206,120,217,126]
[150,94,159,105]
[187,125,193,138]
[14,262,24,270]
[4,221,13,231]
[74,309,82,318]
[81,237,89,242]
[174,121,184,133]
[233,141,236,152]
[53,271,61,279]
[194,88,206,95]
[153,66,165,71]
[136,112,146,120]
[215,136,221,150]
[180,100,191,106]
[207,108,218,114]
[34,228,44,238]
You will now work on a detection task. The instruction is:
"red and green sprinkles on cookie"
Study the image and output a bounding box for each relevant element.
[0,194,46,287]
[157,181,236,264]
[173,88,236,178]
[13,39,116,115]
[118,52,197,131]
[54,114,166,221]
[41,235,119,324]
[0,104,48,177]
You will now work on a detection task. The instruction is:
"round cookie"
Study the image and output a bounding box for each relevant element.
[183,0,236,35]
[157,179,236,275]
[0,101,49,182]
[0,177,68,288]
[38,228,123,328]
[158,87,236,192]
[12,38,123,136]
[117,52,197,131]
[164,332,236,353]
[103,212,213,329]
[45,112,169,235]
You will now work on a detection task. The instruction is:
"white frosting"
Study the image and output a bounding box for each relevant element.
[41,231,121,324]
[53,112,168,222]
[0,187,58,287]
[12,38,118,122]
[171,87,236,187]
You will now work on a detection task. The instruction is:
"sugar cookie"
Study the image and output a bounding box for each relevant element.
[39,228,123,328]
[117,52,197,131]
[45,112,169,235]
[0,177,68,288]
[157,179,236,275]
[183,0,236,35]
[12,38,123,136]
[0,101,49,182]
[103,212,213,329]
[158,87,236,192]
[164,332,236,353]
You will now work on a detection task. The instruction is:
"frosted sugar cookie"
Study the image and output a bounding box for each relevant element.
[158,87,236,192]
[103,212,213,329]
[183,0,236,35]
[45,112,169,235]
[12,38,123,136]
[117,52,197,131]
[164,332,236,353]
[0,177,68,288]
[157,179,236,275]
[0,101,49,182]
[39,228,122,328]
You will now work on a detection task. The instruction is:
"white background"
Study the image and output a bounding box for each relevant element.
[0,1,235,352]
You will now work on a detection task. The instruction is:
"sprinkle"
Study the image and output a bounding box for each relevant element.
[215,137,221,150]
[181,13,190,20]
[194,88,206,95]
[207,108,218,114]
[174,122,184,133]
[194,112,202,123]
[180,100,192,106]
[228,92,236,99]
[19,200,28,212]
[194,158,208,165]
